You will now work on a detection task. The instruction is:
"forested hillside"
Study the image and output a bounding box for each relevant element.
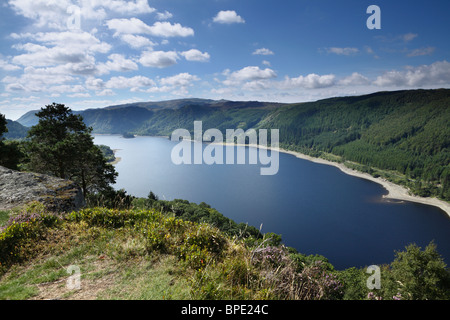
[12,89,450,201]
[259,89,449,200]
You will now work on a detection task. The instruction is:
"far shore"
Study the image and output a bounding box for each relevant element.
[217,142,450,218]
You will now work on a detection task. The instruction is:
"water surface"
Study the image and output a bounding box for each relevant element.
[94,135,450,270]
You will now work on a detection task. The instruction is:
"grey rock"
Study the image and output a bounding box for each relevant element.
[0,166,85,212]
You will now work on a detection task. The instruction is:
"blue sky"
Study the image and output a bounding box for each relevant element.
[0,0,449,120]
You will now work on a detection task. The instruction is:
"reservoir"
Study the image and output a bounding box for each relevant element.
[94,134,450,270]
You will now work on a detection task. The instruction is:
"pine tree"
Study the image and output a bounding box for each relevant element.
[26,103,117,198]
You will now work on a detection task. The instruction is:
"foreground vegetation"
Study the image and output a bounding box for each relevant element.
[0,198,449,300]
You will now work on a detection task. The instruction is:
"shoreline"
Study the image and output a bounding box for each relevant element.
[282,148,450,218]
[216,141,450,218]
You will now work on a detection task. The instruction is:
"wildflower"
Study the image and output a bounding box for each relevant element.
[393,293,402,300]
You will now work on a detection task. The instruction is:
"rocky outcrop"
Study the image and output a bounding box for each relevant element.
[0,166,85,212]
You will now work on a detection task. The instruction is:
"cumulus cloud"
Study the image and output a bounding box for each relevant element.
[105,75,156,90]
[180,49,210,62]
[11,31,111,73]
[106,18,194,37]
[281,73,336,89]
[160,73,199,87]
[101,54,138,73]
[157,10,173,20]
[253,48,274,56]
[374,60,450,87]
[8,0,156,29]
[119,34,156,49]
[227,66,277,82]
[139,50,179,68]
[12,31,112,53]
[213,10,245,24]
[338,72,370,86]
[99,0,155,15]
[8,0,73,29]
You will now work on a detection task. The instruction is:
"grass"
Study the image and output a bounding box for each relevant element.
[0,216,194,300]
[0,210,9,227]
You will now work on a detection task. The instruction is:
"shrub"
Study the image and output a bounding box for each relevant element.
[0,203,62,267]
[389,242,450,300]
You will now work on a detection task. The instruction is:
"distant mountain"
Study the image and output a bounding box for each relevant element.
[16,98,285,135]
[15,110,40,127]
[103,98,219,110]
[4,119,29,139]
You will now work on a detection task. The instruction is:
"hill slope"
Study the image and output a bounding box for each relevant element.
[14,89,450,200]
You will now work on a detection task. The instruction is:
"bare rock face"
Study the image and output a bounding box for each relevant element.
[0,166,85,212]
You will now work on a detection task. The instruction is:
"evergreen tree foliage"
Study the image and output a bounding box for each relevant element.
[26,103,117,198]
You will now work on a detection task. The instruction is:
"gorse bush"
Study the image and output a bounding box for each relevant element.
[0,202,63,268]
[69,208,229,271]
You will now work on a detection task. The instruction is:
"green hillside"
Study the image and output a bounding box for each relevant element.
[4,120,29,140]
[259,89,450,200]
[13,89,450,200]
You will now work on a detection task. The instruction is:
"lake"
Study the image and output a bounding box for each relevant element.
[94,134,450,270]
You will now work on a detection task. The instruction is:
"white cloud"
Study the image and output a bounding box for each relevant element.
[180,49,210,62]
[120,34,156,49]
[338,73,370,86]
[139,50,179,68]
[11,32,111,74]
[0,59,21,71]
[148,21,194,38]
[13,44,89,67]
[23,31,112,53]
[97,89,116,96]
[2,65,76,92]
[226,66,277,83]
[105,75,156,90]
[326,47,359,56]
[99,0,156,15]
[281,73,336,89]
[106,18,194,37]
[8,0,73,29]
[8,0,156,30]
[374,60,450,87]
[101,53,138,73]
[253,48,274,56]
[160,73,199,87]
[213,10,245,24]
[157,10,173,20]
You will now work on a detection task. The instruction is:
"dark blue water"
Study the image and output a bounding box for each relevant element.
[94,135,450,270]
